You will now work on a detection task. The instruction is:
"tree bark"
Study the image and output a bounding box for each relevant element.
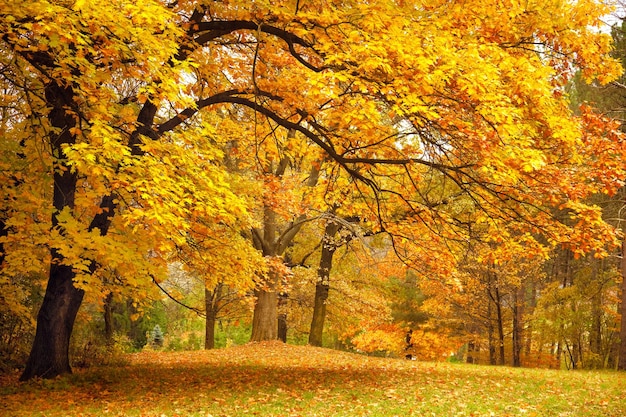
[277,313,288,342]
[309,220,340,346]
[618,240,626,370]
[250,203,280,342]
[104,292,114,345]
[494,283,506,366]
[251,281,278,341]
[0,215,7,269]
[590,257,603,365]
[488,297,496,365]
[205,306,216,349]
[487,270,505,366]
[205,284,222,349]
[512,288,522,367]
[20,261,84,380]
[524,282,536,357]
[309,282,330,346]
[21,82,83,380]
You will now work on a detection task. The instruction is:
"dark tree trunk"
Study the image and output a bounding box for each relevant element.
[20,262,85,380]
[512,288,522,367]
[488,300,496,365]
[21,82,83,380]
[277,313,287,342]
[618,240,626,370]
[309,220,340,346]
[205,307,216,349]
[0,215,6,269]
[205,284,222,349]
[487,270,505,366]
[309,282,330,346]
[494,284,505,366]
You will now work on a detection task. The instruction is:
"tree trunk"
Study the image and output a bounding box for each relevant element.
[525,282,536,357]
[0,215,6,269]
[309,282,330,346]
[20,261,84,380]
[249,156,319,342]
[488,301,496,365]
[205,285,222,349]
[205,307,216,349]
[590,257,602,366]
[251,283,278,341]
[512,289,522,367]
[277,313,287,342]
[494,284,506,366]
[21,82,83,380]
[205,284,224,349]
[618,240,626,370]
[104,292,114,345]
[309,220,340,346]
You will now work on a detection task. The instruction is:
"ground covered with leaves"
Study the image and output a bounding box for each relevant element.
[1,342,625,416]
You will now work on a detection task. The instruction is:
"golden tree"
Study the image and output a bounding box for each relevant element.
[1,0,625,379]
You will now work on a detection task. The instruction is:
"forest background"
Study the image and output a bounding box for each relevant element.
[2,0,626,380]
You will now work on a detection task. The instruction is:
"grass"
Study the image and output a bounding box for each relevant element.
[1,342,626,416]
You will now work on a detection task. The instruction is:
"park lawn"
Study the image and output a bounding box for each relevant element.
[1,342,626,416]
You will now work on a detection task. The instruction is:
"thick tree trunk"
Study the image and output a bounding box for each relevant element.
[205,308,216,349]
[309,282,330,346]
[249,157,319,342]
[20,262,84,380]
[309,281,330,346]
[251,284,278,341]
[21,82,82,380]
[618,240,626,370]
[309,220,340,346]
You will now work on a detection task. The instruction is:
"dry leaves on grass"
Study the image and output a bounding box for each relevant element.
[2,342,626,416]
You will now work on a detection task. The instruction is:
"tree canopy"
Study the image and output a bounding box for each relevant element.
[1,0,625,378]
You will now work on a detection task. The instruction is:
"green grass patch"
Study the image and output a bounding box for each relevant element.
[1,342,625,416]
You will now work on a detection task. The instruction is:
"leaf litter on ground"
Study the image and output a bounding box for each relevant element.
[1,341,626,416]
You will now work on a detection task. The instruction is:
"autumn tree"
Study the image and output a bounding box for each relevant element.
[568,14,626,369]
[1,0,258,379]
[2,0,625,380]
